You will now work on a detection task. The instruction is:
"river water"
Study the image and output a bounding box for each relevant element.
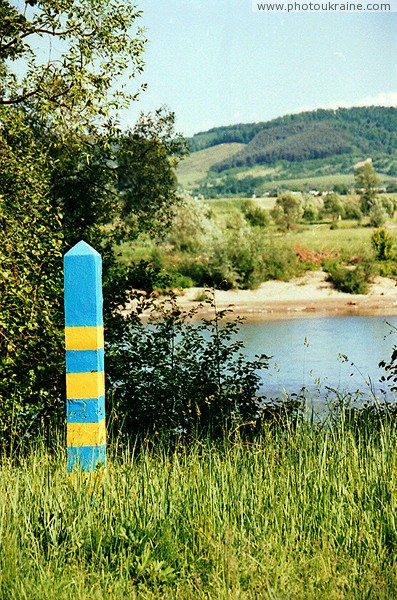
[236,314,397,403]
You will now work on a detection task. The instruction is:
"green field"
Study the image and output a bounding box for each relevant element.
[2,423,397,599]
[176,143,245,187]
[258,172,396,193]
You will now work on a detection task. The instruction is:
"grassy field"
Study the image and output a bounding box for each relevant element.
[176,143,245,187]
[203,196,397,258]
[2,425,397,599]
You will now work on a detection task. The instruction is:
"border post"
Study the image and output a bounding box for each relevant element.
[64,241,106,472]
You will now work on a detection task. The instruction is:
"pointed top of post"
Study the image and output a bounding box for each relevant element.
[65,240,101,258]
[64,240,103,327]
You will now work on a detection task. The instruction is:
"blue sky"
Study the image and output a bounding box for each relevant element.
[123,2,397,136]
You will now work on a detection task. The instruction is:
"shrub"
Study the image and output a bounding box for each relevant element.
[380,195,397,218]
[369,199,388,228]
[344,197,363,221]
[177,216,270,290]
[371,228,395,261]
[107,295,270,441]
[261,242,304,281]
[166,194,217,254]
[326,262,373,294]
[178,256,239,290]
[302,201,319,222]
[242,199,270,227]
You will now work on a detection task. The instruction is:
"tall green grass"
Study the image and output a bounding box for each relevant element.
[1,425,397,598]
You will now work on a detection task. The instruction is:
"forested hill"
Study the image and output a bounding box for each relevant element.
[186,107,397,173]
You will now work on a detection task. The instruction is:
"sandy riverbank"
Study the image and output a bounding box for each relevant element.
[175,271,397,320]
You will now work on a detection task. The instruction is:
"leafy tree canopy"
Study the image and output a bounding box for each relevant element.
[271,192,303,230]
[354,162,379,214]
[323,192,345,221]
[0,0,146,131]
[0,2,188,444]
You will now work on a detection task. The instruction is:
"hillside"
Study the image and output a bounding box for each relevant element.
[180,107,397,196]
[176,143,245,187]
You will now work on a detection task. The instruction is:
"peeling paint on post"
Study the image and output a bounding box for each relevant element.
[64,240,106,472]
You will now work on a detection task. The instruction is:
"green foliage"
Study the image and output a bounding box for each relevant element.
[380,195,396,218]
[197,107,397,173]
[322,192,345,221]
[325,261,373,294]
[107,296,270,441]
[0,0,146,129]
[343,196,363,221]
[371,229,395,261]
[0,108,64,443]
[242,199,270,227]
[369,198,388,228]
[333,182,350,195]
[165,193,216,254]
[179,229,263,290]
[380,341,397,392]
[261,242,304,281]
[355,162,379,214]
[302,200,319,222]
[117,108,188,237]
[271,192,303,230]
[0,3,187,443]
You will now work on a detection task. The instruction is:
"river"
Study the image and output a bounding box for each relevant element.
[237,314,397,403]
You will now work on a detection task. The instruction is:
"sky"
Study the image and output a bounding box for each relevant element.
[121,0,397,137]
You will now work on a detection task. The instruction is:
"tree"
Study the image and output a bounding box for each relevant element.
[354,162,379,215]
[116,107,188,238]
[369,198,388,228]
[271,192,303,230]
[0,0,146,130]
[0,2,188,444]
[0,107,64,442]
[344,196,363,221]
[322,192,345,221]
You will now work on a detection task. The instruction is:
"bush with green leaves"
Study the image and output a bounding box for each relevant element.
[302,201,319,222]
[0,109,65,446]
[271,192,303,230]
[379,195,397,218]
[107,295,270,442]
[369,198,388,228]
[175,215,270,290]
[242,199,270,227]
[165,194,220,254]
[261,241,304,281]
[371,228,395,261]
[343,196,363,221]
[325,261,373,294]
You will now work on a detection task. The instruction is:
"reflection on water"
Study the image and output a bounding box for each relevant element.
[237,315,397,402]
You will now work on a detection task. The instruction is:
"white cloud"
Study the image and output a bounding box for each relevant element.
[297,91,397,114]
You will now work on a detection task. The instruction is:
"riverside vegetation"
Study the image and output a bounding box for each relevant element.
[119,183,397,296]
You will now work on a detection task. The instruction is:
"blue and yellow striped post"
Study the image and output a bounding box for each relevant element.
[64,240,106,472]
